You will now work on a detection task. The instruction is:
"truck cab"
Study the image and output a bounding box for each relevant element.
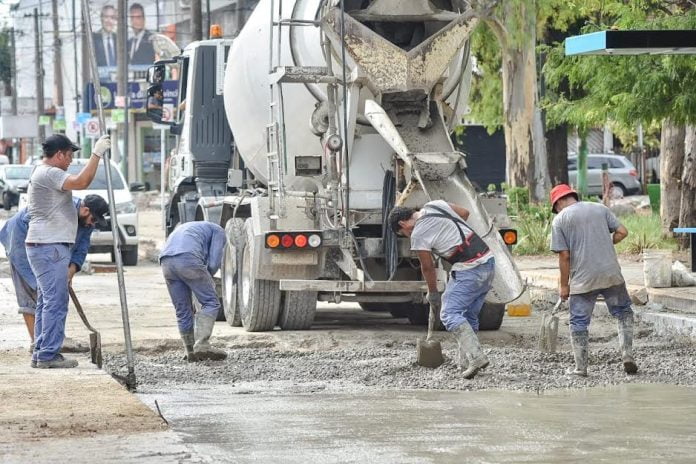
[146,38,240,235]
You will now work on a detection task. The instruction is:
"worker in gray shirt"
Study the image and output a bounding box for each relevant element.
[26,133,111,369]
[550,184,637,377]
[389,200,494,379]
[160,221,227,362]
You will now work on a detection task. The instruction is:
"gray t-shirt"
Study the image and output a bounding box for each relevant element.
[26,164,77,244]
[410,200,492,271]
[551,201,624,294]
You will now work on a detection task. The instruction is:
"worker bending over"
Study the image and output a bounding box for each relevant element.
[160,221,227,362]
[550,184,637,377]
[0,195,108,355]
[389,200,494,379]
[26,134,110,369]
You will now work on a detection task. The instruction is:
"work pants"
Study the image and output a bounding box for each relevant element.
[440,258,495,332]
[161,253,220,332]
[569,283,633,332]
[26,244,70,362]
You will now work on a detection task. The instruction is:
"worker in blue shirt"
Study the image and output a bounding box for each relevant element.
[159,221,227,362]
[0,195,109,357]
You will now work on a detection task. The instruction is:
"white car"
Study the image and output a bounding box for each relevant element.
[19,159,144,265]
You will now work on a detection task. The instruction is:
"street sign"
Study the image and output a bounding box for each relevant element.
[111,109,125,123]
[52,119,67,131]
[77,112,91,124]
[38,115,51,126]
[85,118,100,137]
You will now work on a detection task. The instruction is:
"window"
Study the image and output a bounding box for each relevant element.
[67,164,124,190]
[609,157,626,169]
[567,158,577,170]
[587,157,605,170]
[5,166,33,180]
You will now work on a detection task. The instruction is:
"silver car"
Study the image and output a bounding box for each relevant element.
[568,154,642,196]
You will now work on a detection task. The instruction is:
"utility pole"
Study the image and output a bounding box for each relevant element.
[72,0,80,116]
[116,0,129,172]
[52,0,64,117]
[10,28,17,115]
[192,0,203,41]
[32,8,46,141]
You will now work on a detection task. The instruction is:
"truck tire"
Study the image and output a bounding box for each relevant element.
[222,218,245,327]
[2,192,11,211]
[121,246,138,266]
[478,302,506,331]
[279,291,317,330]
[237,218,281,332]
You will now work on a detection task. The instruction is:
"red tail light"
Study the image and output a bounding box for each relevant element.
[629,169,638,177]
[281,234,294,248]
[294,234,308,248]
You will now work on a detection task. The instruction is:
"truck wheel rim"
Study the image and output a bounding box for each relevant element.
[223,245,235,309]
[241,243,251,307]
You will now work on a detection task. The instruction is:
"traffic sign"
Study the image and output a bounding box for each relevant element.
[85,118,100,137]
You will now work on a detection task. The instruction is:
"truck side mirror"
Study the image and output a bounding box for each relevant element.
[129,182,147,192]
[147,64,166,84]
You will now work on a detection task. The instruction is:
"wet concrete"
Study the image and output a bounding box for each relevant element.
[139,384,696,463]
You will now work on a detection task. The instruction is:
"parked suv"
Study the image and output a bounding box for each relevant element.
[568,154,642,196]
[0,165,33,210]
[19,160,144,265]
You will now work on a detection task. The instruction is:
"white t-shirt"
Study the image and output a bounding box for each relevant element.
[26,164,77,244]
[410,200,492,271]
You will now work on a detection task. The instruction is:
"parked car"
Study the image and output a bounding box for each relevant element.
[19,160,145,265]
[568,154,642,196]
[0,164,33,210]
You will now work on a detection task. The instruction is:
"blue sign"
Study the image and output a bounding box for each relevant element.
[76,112,91,124]
[85,80,179,111]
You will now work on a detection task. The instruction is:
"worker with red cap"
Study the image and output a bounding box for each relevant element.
[549,184,637,377]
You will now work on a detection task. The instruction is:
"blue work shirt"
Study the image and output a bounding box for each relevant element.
[159,221,226,275]
[0,198,94,290]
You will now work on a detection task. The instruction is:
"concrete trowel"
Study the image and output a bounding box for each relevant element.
[417,303,444,368]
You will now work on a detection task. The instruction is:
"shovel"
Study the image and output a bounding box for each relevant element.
[416,303,444,368]
[69,287,103,368]
[538,298,563,353]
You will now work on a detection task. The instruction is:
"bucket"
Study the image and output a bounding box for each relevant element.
[643,249,672,288]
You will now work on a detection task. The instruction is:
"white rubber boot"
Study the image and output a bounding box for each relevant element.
[617,313,638,374]
[193,313,227,361]
[454,323,488,379]
[567,330,588,377]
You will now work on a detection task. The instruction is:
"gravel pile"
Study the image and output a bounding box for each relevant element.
[104,331,696,394]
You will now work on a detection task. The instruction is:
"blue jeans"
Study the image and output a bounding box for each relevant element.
[161,253,220,332]
[441,258,495,332]
[26,244,70,362]
[569,283,633,332]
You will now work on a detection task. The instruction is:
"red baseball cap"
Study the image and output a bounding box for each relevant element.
[550,184,578,212]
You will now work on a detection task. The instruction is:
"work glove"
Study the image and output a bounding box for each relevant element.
[92,135,111,158]
[426,291,442,308]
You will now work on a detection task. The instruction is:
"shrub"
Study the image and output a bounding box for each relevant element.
[616,214,678,255]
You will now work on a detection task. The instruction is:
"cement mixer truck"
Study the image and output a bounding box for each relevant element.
[146,0,525,332]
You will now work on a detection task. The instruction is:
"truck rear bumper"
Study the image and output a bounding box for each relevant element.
[279,280,432,293]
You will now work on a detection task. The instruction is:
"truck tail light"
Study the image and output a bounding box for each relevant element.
[629,169,638,177]
[281,234,294,248]
[265,232,323,249]
[266,234,280,248]
[308,234,321,248]
[294,234,308,248]
[500,229,518,245]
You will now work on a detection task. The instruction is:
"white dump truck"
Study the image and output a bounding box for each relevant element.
[146,0,524,331]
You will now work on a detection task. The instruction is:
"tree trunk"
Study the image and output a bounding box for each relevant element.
[679,126,696,249]
[499,1,548,202]
[546,123,569,186]
[659,119,685,237]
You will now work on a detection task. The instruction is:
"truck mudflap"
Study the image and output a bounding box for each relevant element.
[279,280,433,293]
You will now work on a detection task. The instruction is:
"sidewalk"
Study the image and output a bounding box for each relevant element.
[517,255,696,338]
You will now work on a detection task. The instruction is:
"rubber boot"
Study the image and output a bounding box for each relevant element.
[617,313,638,375]
[193,313,227,361]
[454,323,488,379]
[566,330,588,377]
[180,330,196,362]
